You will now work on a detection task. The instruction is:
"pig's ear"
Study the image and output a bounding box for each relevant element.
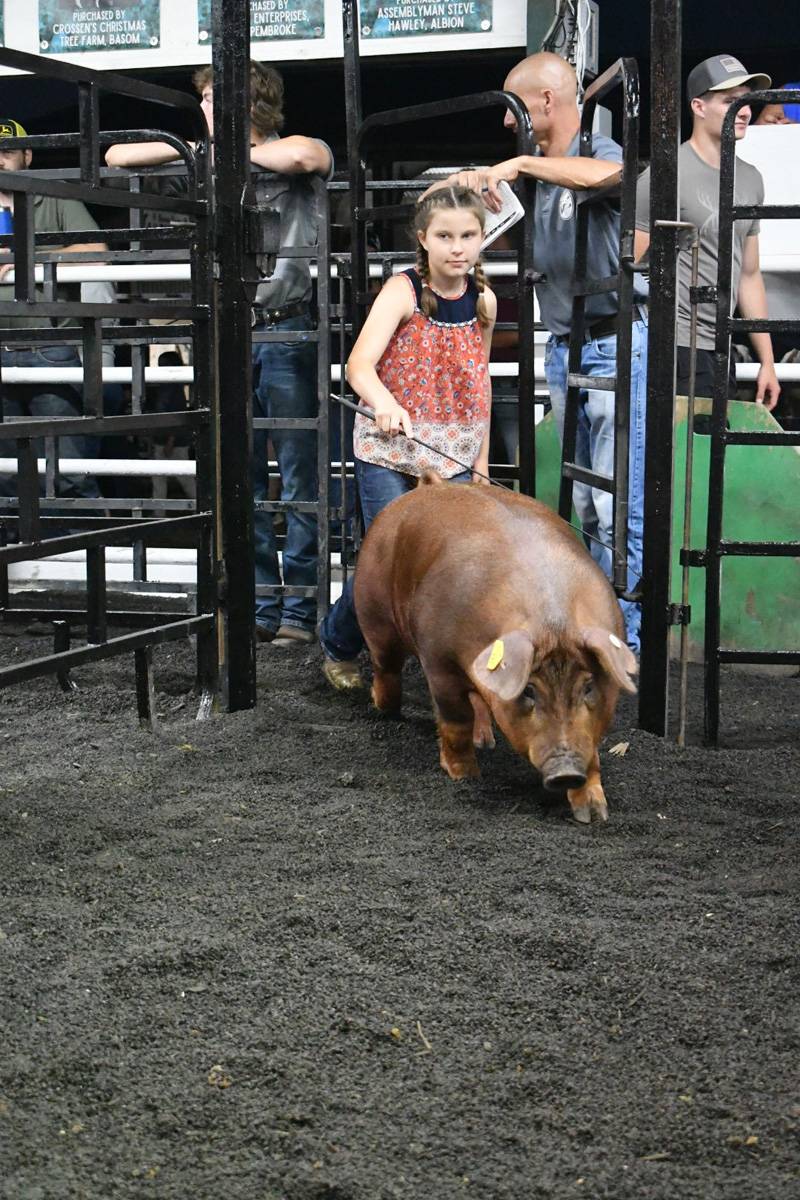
[471,630,535,702]
[581,627,638,694]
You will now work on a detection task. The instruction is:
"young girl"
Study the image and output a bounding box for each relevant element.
[320,185,496,689]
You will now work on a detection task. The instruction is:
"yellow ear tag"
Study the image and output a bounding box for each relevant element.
[487,639,504,671]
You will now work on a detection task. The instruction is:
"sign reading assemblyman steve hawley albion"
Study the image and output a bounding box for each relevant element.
[360,1,492,38]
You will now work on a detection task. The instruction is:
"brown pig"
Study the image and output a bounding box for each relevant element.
[353,474,638,823]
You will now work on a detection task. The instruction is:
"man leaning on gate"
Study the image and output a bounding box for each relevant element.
[106,62,333,646]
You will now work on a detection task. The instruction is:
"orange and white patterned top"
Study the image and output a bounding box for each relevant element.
[353,269,490,479]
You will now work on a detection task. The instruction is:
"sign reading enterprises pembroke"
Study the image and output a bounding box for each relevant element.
[197,0,325,44]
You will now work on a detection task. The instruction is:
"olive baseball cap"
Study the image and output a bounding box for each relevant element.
[687,55,771,103]
[0,119,27,139]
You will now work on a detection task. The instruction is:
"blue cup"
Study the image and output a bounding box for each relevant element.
[0,207,12,234]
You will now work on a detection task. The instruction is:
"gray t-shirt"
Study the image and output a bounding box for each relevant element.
[0,193,100,328]
[635,140,763,350]
[253,133,333,309]
[533,132,648,337]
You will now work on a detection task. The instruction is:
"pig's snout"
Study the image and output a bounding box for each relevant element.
[541,752,587,793]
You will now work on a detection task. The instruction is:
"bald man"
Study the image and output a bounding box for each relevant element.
[425,52,648,655]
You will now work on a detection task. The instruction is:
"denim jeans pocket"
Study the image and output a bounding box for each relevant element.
[593,334,618,360]
[38,345,81,366]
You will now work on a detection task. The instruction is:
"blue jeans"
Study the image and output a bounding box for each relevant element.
[544,319,648,653]
[320,460,471,662]
[0,344,100,499]
[252,314,318,634]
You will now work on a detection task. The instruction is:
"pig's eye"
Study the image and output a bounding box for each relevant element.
[583,680,597,706]
[519,684,537,709]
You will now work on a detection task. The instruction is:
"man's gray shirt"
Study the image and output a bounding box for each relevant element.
[533,132,648,337]
[253,134,334,310]
[635,140,762,350]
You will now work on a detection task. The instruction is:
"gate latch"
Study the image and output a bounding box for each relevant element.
[241,185,281,299]
[667,603,691,626]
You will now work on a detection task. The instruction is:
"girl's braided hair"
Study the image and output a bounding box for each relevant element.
[413,185,491,328]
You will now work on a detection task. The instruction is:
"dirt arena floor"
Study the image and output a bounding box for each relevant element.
[0,623,798,1200]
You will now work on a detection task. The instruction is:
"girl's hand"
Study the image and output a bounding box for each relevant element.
[373,395,413,438]
[472,457,490,484]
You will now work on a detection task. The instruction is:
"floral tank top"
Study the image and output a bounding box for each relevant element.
[353,269,490,479]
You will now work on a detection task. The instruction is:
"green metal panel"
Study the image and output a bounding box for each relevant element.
[527,1,557,54]
[533,400,800,659]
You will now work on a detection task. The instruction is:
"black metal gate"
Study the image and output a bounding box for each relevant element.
[0,47,218,719]
[341,0,539,497]
[558,56,641,599]
[702,88,800,743]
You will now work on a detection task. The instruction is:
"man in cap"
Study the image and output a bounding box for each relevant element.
[635,55,780,409]
[0,119,107,506]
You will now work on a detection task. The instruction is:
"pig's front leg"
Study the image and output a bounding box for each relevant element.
[567,751,609,824]
[426,665,480,780]
[469,691,496,749]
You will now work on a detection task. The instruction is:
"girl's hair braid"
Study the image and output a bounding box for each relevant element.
[415,243,438,319]
[411,184,490,325]
[471,257,491,328]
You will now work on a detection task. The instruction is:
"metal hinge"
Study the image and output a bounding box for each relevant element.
[667,603,691,626]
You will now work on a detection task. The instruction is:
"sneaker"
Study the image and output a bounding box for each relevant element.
[272,624,315,645]
[322,656,364,691]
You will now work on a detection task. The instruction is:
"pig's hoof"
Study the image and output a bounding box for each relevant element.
[569,804,590,824]
[473,727,496,750]
[371,686,401,716]
[440,752,480,781]
[568,786,609,825]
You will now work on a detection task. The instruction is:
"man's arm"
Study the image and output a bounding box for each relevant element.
[249,136,331,176]
[106,134,331,177]
[738,233,780,411]
[105,142,182,168]
[633,229,650,262]
[422,155,620,210]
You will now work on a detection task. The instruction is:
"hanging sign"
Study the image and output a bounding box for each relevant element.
[359,1,492,38]
[197,0,325,44]
[39,1,161,54]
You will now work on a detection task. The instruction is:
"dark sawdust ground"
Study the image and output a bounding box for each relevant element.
[0,625,798,1200]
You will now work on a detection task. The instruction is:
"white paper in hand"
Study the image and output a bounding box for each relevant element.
[480,180,525,250]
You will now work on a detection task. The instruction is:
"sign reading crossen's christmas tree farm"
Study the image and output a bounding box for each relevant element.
[40,1,160,54]
[361,1,492,38]
[197,0,324,44]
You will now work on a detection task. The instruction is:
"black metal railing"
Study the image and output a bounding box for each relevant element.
[703,89,800,743]
[341,0,539,495]
[557,56,641,597]
[0,44,218,719]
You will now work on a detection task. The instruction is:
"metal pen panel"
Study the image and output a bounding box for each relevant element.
[639,0,682,736]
